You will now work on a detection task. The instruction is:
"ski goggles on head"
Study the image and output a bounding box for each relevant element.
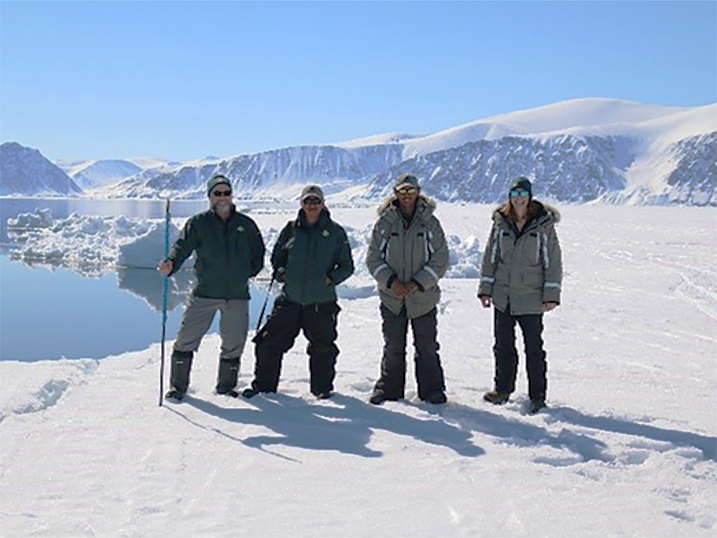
[510,188,530,199]
[302,196,322,205]
[395,186,418,195]
[211,189,232,197]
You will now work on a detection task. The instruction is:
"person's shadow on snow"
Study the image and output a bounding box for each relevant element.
[418,401,717,465]
[175,393,485,459]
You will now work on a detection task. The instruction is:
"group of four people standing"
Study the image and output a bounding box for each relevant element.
[158,172,562,414]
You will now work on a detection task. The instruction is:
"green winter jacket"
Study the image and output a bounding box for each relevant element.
[478,200,562,315]
[272,208,354,305]
[366,195,449,319]
[169,207,265,299]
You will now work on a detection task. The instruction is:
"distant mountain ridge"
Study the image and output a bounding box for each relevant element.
[0,142,82,196]
[58,159,143,189]
[99,98,715,206]
[106,144,405,199]
[2,98,715,205]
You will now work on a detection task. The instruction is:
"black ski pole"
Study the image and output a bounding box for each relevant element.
[255,274,275,332]
[159,198,171,407]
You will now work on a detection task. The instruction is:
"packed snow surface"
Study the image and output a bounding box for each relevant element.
[1,204,715,537]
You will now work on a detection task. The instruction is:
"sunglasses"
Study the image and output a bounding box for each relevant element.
[211,189,232,197]
[510,189,530,199]
[302,197,322,205]
[396,186,418,195]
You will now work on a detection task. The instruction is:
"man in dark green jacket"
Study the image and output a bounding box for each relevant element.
[242,185,354,399]
[158,174,265,400]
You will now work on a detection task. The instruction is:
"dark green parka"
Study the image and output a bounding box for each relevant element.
[169,207,265,299]
[272,208,354,305]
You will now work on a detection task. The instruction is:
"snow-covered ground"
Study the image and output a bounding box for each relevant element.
[1,204,715,537]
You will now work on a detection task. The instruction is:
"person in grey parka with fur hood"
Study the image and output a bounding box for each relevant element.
[366,174,449,405]
[478,177,562,414]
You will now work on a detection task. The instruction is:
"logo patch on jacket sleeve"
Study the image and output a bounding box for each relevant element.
[322,230,330,237]
[237,226,245,232]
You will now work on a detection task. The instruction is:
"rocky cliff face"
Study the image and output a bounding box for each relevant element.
[109,144,405,199]
[0,142,82,196]
[366,135,637,203]
[664,132,717,206]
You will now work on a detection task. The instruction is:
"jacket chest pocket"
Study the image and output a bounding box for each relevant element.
[231,228,251,258]
[415,231,425,262]
[499,231,515,262]
[387,231,400,252]
[522,232,541,266]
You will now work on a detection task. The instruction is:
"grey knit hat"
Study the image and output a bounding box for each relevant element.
[207,174,232,196]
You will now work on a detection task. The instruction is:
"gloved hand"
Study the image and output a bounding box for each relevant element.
[273,267,286,283]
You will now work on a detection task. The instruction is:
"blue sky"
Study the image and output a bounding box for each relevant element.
[1,1,715,162]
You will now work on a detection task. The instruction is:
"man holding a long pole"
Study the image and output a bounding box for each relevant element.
[158,174,265,400]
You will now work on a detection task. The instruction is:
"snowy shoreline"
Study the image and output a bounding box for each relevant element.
[1,204,715,537]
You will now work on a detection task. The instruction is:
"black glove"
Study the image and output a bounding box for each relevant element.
[273,267,286,283]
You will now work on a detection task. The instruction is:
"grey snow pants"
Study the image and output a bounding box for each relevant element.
[173,295,249,359]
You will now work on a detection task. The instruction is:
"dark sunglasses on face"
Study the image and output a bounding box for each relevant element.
[212,189,232,197]
[303,197,322,205]
[396,186,418,195]
[510,189,530,199]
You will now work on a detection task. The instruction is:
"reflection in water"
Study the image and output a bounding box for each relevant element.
[117,267,194,312]
[0,199,280,361]
[0,255,273,362]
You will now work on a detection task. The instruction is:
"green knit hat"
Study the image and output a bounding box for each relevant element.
[207,174,232,196]
[509,176,532,197]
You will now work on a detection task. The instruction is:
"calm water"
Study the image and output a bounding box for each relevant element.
[0,198,273,361]
[0,197,208,245]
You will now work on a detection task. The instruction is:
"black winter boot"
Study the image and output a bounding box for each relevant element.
[423,391,447,404]
[483,389,510,405]
[166,350,193,400]
[368,388,400,405]
[216,357,241,397]
[529,397,546,415]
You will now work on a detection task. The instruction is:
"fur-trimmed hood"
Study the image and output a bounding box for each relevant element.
[493,200,561,230]
[376,193,438,223]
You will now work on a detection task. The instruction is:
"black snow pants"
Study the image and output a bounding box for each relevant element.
[493,305,547,401]
[373,304,445,400]
[251,296,340,396]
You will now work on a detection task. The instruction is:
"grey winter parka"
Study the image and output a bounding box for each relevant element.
[272,208,354,305]
[478,200,562,315]
[366,195,449,319]
[169,207,265,299]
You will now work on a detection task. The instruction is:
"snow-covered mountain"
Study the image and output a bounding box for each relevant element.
[366,134,637,203]
[4,98,716,205]
[0,142,82,196]
[124,156,181,170]
[95,98,716,206]
[103,144,404,200]
[361,99,716,205]
[57,159,143,189]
